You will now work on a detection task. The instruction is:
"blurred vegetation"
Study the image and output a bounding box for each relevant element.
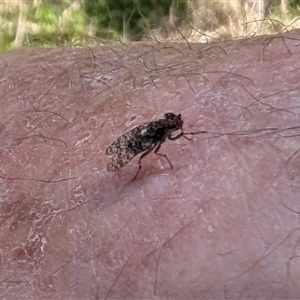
[0,0,299,53]
[290,0,300,9]
[83,0,188,40]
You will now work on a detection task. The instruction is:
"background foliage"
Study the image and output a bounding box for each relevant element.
[0,0,300,52]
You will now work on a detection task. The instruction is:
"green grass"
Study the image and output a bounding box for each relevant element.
[0,0,299,53]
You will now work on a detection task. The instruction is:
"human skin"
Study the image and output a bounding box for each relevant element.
[0,29,300,299]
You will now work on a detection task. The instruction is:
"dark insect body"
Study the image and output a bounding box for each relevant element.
[105,113,206,180]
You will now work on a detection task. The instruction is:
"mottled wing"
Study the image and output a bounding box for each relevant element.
[105,122,156,171]
[105,130,134,155]
[106,148,141,171]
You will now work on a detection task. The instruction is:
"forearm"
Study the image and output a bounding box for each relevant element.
[1,30,300,299]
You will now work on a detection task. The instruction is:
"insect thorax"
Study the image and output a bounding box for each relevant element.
[141,120,171,142]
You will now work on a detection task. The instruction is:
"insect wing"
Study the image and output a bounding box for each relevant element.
[106,149,139,171]
[105,122,155,171]
[105,122,153,155]
[105,130,133,155]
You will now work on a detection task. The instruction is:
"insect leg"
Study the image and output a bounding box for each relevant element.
[169,130,207,141]
[131,143,157,181]
[169,131,193,141]
[154,142,173,169]
[169,132,184,140]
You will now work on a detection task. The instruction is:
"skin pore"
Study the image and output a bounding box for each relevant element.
[0,29,300,299]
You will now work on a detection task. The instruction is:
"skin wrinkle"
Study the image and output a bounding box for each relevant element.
[0,29,300,299]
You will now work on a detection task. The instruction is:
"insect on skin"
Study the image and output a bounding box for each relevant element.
[105,113,206,181]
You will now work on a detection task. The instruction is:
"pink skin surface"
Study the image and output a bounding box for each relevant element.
[0,29,300,299]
